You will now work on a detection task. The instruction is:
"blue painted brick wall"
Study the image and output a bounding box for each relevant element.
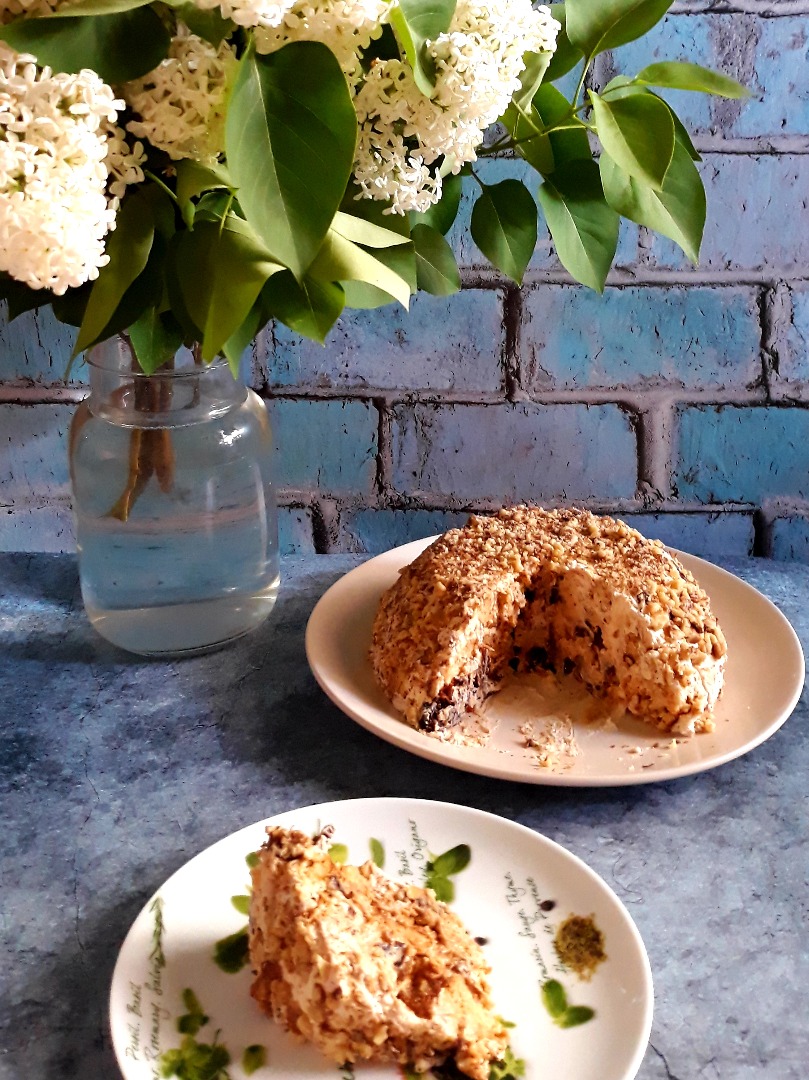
[1,4,809,560]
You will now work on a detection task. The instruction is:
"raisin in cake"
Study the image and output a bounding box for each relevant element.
[370,506,727,736]
[248,827,508,1080]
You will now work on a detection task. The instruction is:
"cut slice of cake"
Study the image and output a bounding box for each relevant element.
[370,506,727,736]
[248,826,509,1079]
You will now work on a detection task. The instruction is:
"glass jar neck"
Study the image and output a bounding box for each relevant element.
[84,336,246,427]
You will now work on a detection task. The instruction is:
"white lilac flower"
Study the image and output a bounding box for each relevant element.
[103,126,147,200]
[192,0,390,77]
[0,42,123,293]
[0,0,64,23]
[192,0,298,30]
[252,0,391,77]
[124,27,237,164]
[353,0,560,213]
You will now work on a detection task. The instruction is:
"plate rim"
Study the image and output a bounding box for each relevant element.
[305,537,805,787]
[109,795,655,1080]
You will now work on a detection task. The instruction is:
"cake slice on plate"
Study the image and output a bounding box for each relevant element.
[249,826,508,1079]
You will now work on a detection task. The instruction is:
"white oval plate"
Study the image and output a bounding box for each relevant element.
[305,539,805,786]
[109,798,653,1080]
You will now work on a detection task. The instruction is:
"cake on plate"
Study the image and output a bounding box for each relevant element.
[369,506,727,736]
[249,826,509,1079]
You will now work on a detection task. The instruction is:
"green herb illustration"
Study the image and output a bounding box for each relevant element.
[425,844,472,903]
[160,989,231,1080]
[213,851,257,974]
[369,837,385,868]
[213,927,250,974]
[328,843,349,864]
[177,989,209,1036]
[540,979,595,1028]
[489,1046,526,1079]
[242,1044,267,1075]
[420,1046,524,1080]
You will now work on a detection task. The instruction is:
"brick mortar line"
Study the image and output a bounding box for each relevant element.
[4,384,806,407]
[460,269,809,288]
[270,388,783,406]
[672,1,809,13]
[0,386,87,404]
[19,487,806,521]
[275,491,809,517]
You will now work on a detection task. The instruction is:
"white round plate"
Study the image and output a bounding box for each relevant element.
[305,539,805,786]
[109,798,653,1080]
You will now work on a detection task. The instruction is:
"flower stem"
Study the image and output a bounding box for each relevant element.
[105,345,176,522]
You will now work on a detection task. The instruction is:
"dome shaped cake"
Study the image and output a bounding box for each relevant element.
[370,506,727,736]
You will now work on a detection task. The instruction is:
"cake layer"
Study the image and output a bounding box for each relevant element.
[370,506,727,735]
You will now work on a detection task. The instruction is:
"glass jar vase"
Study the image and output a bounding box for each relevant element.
[69,338,279,655]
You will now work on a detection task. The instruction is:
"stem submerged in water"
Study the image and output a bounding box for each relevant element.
[105,344,177,522]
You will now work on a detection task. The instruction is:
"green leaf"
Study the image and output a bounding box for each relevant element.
[329,843,349,864]
[537,159,619,292]
[176,217,285,361]
[165,236,203,342]
[0,275,54,321]
[230,894,251,915]
[46,0,154,13]
[242,1045,267,1075]
[540,978,568,1018]
[545,5,583,82]
[262,271,344,343]
[0,8,171,83]
[558,1005,596,1028]
[589,88,674,190]
[226,42,357,279]
[223,301,264,376]
[600,140,705,262]
[332,211,412,249]
[74,192,155,356]
[340,280,398,310]
[175,161,236,228]
[427,844,472,876]
[410,172,463,235]
[411,224,460,295]
[167,1,233,46]
[533,84,592,170]
[565,0,673,57]
[635,60,749,99]
[603,77,701,161]
[512,50,554,111]
[310,230,413,308]
[471,180,538,285]
[369,838,385,868]
[246,851,260,869]
[213,927,250,974]
[128,308,184,375]
[389,0,457,96]
[500,102,555,175]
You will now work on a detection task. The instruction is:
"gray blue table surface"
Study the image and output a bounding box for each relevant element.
[1,552,807,1080]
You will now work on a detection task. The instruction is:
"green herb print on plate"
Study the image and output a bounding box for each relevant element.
[425,844,472,903]
[213,927,249,974]
[160,988,231,1079]
[242,1044,267,1074]
[369,837,385,868]
[540,979,596,1028]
